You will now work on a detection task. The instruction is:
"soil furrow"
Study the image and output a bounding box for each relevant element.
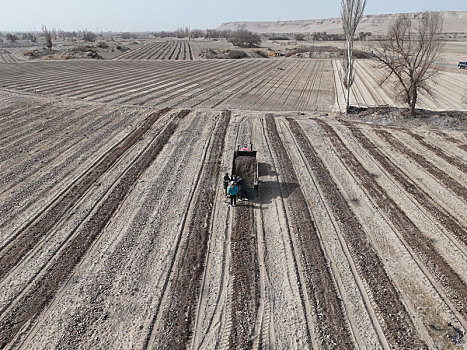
[406,130,467,173]
[229,204,259,350]
[0,109,188,347]
[375,129,467,201]
[288,118,427,349]
[345,124,467,246]
[265,115,353,349]
[0,108,171,281]
[317,120,467,319]
[145,110,230,350]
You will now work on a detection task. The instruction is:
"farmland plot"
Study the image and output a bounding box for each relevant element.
[113,41,194,60]
[0,59,335,112]
[333,59,467,111]
[0,88,465,349]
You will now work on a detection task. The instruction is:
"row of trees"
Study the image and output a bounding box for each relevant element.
[341,0,443,115]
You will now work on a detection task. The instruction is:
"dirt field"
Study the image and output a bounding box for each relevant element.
[0,49,466,349]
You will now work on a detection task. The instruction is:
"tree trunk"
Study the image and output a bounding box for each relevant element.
[345,40,352,114]
[410,88,417,115]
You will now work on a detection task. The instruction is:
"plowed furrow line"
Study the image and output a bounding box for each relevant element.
[211,61,284,109]
[0,63,120,93]
[317,120,467,319]
[80,63,193,101]
[0,107,118,197]
[99,61,221,104]
[295,60,318,110]
[0,105,65,148]
[345,124,467,247]
[0,103,58,138]
[0,109,142,230]
[144,110,230,350]
[188,43,194,60]
[0,109,188,348]
[406,131,467,173]
[189,61,265,108]
[137,62,245,107]
[242,61,300,110]
[147,43,166,59]
[266,115,353,349]
[0,105,97,159]
[0,108,171,281]
[375,129,467,202]
[288,118,427,348]
[256,61,304,110]
[51,112,205,350]
[229,204,259,350]
[98,62,214,104]
[435,131,466,147]
[39,62,185,98]
[272,60,313,110]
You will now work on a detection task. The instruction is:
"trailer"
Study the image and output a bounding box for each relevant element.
[232,144,259,196]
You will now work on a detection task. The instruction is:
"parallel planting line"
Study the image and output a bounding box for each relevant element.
[0,108,170,281]
[144,111,230,350]
[288,118,427,349]
[0,109,187,348]
[266,115,353,349]
[405,130,467,173]
[345,124,467,247]
[229,203,259,349]
[317,120,467,319]
[375,129,467,202]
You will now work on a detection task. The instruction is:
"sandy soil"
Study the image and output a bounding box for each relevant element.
[0,53,466,349]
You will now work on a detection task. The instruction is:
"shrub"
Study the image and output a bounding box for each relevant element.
[97,41,109,49]
[229,29,261,47]
[294,33,305,41]
[228,50,247,59]
[83,31,96,42]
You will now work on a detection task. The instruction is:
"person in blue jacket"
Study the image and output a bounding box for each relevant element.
[227,181,239,207]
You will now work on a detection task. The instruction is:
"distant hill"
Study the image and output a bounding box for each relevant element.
[218,11,467,35]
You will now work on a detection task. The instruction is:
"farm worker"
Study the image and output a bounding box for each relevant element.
[223,173,231,196]
[227,181,239,207]
[235,176,248,201]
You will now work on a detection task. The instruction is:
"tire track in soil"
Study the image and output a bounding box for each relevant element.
[316,120,467,320]
[344,123,467,247]
[287,118,428,349]
[0,108,171,281]
[144,110,230,350]
[0,109,189,348]
[405,130,467,174]
[265,115,354,349]
[229,203,259,350]
[374,129,467,202]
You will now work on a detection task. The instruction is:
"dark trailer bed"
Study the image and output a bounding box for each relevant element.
[232,144,259,194]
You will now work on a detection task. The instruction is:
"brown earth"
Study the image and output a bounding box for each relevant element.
[0,51,466,350]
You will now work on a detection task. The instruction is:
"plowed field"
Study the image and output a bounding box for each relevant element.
[0,55,466,349]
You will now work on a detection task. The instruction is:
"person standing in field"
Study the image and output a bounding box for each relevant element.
[223,173,231,196]
[227,181,239,207]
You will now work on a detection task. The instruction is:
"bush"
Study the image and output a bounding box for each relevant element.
[254,49,268,58]
[6,33,18,43]
[228,50,247,59]
[294,33,305,41]
[229,29,261,47]
[83,31,96,42]
[97,41,109,49]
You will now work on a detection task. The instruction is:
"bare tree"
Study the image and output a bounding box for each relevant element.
[372,12,443,115]
[42,25,53,50]
[341,0,368,114]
